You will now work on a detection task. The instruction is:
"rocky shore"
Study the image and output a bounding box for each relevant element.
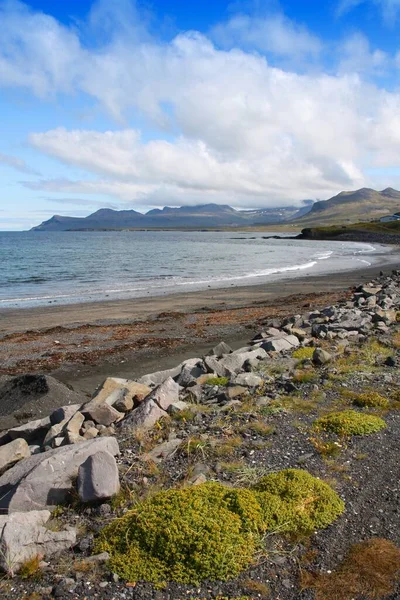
[0,272,400,599]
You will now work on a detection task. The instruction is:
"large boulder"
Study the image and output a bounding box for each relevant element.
[8,417,51,444]
[0,510,76,575]
[0,439,30,475]
[0,437,119,513]
[85,378,151,413]
[77,451,120,503]
[261,335,300,352]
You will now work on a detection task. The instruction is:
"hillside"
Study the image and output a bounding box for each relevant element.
[294,187,400,225]
[30,203,312,231]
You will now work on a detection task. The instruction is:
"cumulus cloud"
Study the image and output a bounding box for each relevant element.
[211,12,322,61]
[337,33,388,75]
[0,151,38,174]
[1,0,400,208]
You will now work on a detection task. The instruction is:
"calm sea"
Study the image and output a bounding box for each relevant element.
[0,231,396,309]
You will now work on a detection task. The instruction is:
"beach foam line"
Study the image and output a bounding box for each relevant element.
[176,260,318,286]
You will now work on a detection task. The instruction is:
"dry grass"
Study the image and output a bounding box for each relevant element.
[301,538,400,600]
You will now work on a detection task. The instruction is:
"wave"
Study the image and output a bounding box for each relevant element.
[176,260,318,286]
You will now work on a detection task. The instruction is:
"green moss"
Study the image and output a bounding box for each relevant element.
[351,392,389,409]
[95,471,344,584]
[253,469,344,534]
[292,347,315,361]
[314,410,386,436]
[206,376,230,386]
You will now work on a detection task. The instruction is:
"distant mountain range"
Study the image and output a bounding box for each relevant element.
[30,203,313,231]
[30,187,400,231]
[295,187,400,225]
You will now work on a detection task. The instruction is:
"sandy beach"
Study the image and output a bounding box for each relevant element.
[1,261,399,396]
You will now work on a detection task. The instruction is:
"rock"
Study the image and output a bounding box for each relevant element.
[90,378,151,410]
[167,401,189,415]
[233,373,263,388]
[176,364,206,388]
[0,437,119,512]
[361,285,382,297]
[218,349,267,376]
[208,341,232,357]
[204,356,227,377]
[77,451,120,503]
[84,552,110,564]
[0,439,30,475]
[0,510,76,575]
[113,395,134,413]
[385,356,396,367]
[261,335,300,352]
[66,411,85,436]
[372,308,397,325]
[84,403,123,427]
[291,328,307,341]
[121,398,167,431]
[227,386,248,399]
[50,405,81,426]
[83,427,99,440]
[8,417,51,443]
[313,348,332,366]
[141,438,182,463]
[138,366,182,387]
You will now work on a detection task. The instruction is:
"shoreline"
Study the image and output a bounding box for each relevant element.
[1,260,399,334]
[1,261,399,398]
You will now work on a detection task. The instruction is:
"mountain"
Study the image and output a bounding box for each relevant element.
[31,203,312,231]
[294,188,400,225]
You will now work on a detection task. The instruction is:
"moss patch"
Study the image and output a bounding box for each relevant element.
[253,469,344,534]
[314,410,386,436]
[351,391,389,409]
[206,376,230,386]
[96,471,344,584]
[292,347,315,361]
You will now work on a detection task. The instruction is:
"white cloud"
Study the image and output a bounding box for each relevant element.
[337,33,388,75]
[1,1,400,209]
[0,151,38,174]
[337,0,400,22]
[211,13,322,60]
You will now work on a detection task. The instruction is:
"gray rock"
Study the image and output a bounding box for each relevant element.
[208,341,233,357]
[91,378,151,409]
[66,411,85,436]
[167,400,189,415]
[8,417,51,443]
[261,335,300,352]
[0,510,76,575]
[138,366,182,387]
[121,398,167,431]
[204,355,227,377]
[372,308,397,325]
[313,348,332,366]
[113,394,134,413]
[141,438,182,463]
[233,373,263,388]
[77,451,120,503]
[0,439,30,475]
[50,405,81,426]
[0,437,119,512]
[176,365,205,388]
[84,403,123,427]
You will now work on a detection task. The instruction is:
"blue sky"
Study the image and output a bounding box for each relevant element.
[2,0,400,229]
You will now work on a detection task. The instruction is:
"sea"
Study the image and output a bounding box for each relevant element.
[0,231,398,309]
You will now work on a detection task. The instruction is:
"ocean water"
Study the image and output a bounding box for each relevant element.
[0,231,396,309]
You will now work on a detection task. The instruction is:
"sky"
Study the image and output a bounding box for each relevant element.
[2,1,400,229]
